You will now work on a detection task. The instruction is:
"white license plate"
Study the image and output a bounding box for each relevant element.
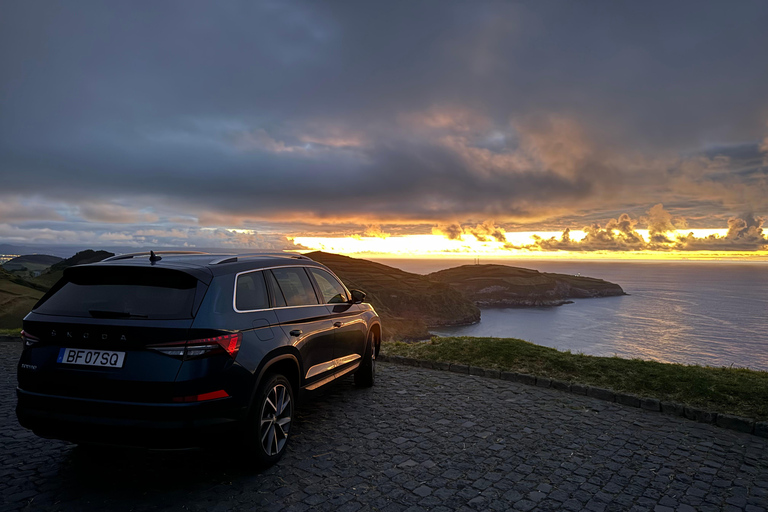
[57,348,125,368]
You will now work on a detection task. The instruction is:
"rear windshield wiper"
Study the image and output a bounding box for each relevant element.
[89,309,149,319]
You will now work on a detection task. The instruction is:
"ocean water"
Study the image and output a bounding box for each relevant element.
[372,258,768,371]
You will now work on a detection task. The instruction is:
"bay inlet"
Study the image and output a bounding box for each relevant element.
[375,259,768,371]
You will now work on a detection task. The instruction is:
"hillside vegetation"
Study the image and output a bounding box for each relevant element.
[307,252,480,340]
[32,250,114,289]
[2,254,63,280]
[0,250,114,330]
[0,267,44,329]
[429,264,625,307]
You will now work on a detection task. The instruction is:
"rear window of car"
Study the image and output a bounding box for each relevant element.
[33,266,199,320]
[235,271,269,311]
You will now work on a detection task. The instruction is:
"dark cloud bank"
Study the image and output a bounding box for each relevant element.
[1,1,768,249]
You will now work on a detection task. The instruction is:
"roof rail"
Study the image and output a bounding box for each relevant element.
[209,255,239,265]
[103,251,209,262]
[208,252,314,265]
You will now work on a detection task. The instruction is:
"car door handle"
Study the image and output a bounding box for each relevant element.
[290,329,303,337]
[333,322,342,328]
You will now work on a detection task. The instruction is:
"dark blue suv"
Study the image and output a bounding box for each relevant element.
[16,251,381,465]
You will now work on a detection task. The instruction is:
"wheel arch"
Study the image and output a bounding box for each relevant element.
[369,321,382,357]
[250,350,302,411]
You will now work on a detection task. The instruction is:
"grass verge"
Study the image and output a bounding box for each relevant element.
[0,328,21,337]
[382,336,768,421]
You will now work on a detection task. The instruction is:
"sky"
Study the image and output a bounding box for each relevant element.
[1,1,768,259]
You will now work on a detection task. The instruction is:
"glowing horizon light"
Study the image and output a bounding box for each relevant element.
[289,228,768,261]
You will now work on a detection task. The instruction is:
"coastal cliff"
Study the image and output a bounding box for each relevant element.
[306,252,481,340]
[428,264,626,307]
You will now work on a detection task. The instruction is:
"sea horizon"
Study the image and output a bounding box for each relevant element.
[371,258,768,372]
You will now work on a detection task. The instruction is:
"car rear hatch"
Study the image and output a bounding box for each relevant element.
[19,265,208,403]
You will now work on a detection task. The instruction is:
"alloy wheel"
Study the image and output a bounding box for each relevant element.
[260,383,292,456]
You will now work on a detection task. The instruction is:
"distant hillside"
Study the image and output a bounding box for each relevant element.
[32,250,114,289]
[307,252,480,340]
[0,267,45,329]
[2,254,62,269]
[429,264,625,307]
[2,254,63,280]
[0,250,114,330]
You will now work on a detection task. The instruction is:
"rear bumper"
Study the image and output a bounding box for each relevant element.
[16,388,249,448]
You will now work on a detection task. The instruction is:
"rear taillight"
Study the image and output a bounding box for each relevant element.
[21,330,40,347]
[172,390,230,403]
[148,333,242,360]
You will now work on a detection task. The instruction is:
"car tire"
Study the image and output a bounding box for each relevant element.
[354,332,376,388]
[246,373,293,467]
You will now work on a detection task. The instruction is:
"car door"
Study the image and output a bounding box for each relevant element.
[307,267,367,375]
[267,267,337,390]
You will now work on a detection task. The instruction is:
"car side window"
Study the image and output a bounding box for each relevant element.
[309,268,349,304]
[235,271,269,311]
[270,267,319,306]
[265,270,287,307]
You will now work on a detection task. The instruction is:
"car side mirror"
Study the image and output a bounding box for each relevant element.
[350,289,366,304]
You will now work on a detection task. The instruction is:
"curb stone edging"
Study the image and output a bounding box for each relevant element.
[377,353,767,439]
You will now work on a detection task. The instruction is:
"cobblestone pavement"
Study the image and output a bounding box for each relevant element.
[2,341,767,512]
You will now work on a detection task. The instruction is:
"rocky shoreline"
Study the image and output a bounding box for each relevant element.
[311,253,625,340]
[475,298,575,307]
[429,264,626,310]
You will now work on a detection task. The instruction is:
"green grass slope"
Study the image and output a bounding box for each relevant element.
[32,249,114,289]
[0,267,44,329]
[429,264,625,307]
[2,254,63,278]
[383,336,768,421]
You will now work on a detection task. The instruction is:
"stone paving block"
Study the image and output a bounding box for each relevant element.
[515,373,536,386]
[499,371,517,382]
[570,383,588,395]
[640,397,661,411]
[587,387,615,402]
[412,485,432,497]
[469,367,485,377]
[660,402,685,417]
[449,364,469,374]
[616,393,641,408]
[716,414,755,434]
[684,406,717,424]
